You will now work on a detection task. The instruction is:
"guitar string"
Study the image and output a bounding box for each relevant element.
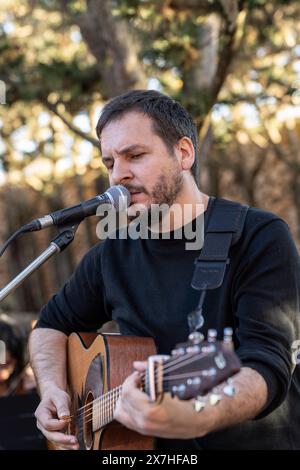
[75,367,221,433]
[72,351,212,413]
[74,366,223,440]
[73,351,211,445]
[73,348,219,432]
[75,366,219,427]
[73,351,223,434]
[72,348,210,423]
[74,347,233,445]
[73,342,232,441]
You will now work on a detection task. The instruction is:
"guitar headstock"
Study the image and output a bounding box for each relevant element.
[145,328,241,404]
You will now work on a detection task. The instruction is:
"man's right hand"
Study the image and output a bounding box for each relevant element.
[35,385,79,450]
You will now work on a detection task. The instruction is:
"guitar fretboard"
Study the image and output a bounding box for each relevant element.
[92,385,122,431]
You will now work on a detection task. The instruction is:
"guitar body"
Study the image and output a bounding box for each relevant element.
[67,332,156,450]
[48,329,241,451]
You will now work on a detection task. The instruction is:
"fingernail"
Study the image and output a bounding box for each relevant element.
[59,415,71,421]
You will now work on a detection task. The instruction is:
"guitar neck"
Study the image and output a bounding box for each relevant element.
[92,385,122,431]
[90,336,240,432]
[92,377,150,431]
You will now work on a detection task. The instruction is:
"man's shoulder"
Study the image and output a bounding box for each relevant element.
[212,197,290,248]
[243,206,292,252]
[213,197,284,230]
[244,205,284,234]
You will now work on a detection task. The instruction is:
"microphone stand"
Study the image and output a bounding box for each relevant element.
[0,224,79,304]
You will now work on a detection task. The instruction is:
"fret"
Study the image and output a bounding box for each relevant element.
[92,386,122,431]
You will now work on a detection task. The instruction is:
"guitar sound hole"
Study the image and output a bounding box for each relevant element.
[83,391,94,450]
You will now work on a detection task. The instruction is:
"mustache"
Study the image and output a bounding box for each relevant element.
[123,185,148,195]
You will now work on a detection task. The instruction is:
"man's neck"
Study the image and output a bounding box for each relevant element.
[150,184,210,233]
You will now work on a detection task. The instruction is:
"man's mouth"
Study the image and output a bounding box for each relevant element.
[128,190,144,205]
[128,189,144,197]
[130,191,142,200]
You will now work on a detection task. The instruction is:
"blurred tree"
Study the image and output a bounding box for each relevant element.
[0,0,300,312]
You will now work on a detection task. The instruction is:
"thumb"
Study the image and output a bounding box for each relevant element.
[53,393,71,420]
[133,360,147,372]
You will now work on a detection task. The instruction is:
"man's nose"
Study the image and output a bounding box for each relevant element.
[110,160,133,185]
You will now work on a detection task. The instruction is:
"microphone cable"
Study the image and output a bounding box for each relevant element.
[0,222,38,258]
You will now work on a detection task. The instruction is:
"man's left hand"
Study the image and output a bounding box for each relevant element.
[114,361,207,439]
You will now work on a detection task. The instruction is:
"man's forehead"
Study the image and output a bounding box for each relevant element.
[100,113,157,155]
[102,111,152,134]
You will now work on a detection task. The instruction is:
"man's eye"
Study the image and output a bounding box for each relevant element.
[131,153,144,159]
[104,161,113,170]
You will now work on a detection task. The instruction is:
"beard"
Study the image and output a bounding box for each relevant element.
[151,168,183,207]
[126,162,183,226]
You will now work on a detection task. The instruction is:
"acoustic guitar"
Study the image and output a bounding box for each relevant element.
[49,328,241,450]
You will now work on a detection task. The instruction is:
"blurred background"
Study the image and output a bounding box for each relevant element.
[1,0,300,316]
[0,0,300,421]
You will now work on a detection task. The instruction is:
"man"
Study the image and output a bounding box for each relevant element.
[29,90,300,450]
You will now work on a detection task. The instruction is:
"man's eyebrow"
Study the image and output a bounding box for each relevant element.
[102,144,149,161]
[117,144,149,154]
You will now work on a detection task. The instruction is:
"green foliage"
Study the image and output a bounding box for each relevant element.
[1,0,300,192]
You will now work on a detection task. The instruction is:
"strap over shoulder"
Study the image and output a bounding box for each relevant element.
[191,198,249,291]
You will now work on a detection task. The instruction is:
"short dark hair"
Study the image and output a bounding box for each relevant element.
[96,90,199,181]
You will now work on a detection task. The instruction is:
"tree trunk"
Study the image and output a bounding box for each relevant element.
[77,0,147,97]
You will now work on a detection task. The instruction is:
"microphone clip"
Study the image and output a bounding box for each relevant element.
[52,223,80,252]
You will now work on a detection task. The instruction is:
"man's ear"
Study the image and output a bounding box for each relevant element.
[176,137,195,171]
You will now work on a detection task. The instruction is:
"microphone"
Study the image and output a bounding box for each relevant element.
[24,185,131,232]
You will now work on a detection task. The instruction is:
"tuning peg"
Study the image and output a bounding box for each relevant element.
[193,397,206,413]
[172,384,186,399]
[171,347,186,356]
[223,378,236,397]
[207,329,217,343]
[188,331,204,344]
[187,377,202,386]
[201,367,217,377]
[208,393,222,406]
[223,327,233,343]
[186,345,201,354]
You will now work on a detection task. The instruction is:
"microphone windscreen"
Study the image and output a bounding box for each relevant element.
[106,185,131,211]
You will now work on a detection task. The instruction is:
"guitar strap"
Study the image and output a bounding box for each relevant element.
[189,197,249,332]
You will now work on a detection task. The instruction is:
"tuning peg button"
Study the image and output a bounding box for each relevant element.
[188,332,204,344]
[201,367,217,377]
[223,327,233,343]
[209,394,222,406]
[223,379,236,397]
[208,329,217,343]
[187,377,202,387]
[171,347,186,356]
[194,398,206,413]
[172,384,186,395]
[192,377,202,385]
[186,345,201,354]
